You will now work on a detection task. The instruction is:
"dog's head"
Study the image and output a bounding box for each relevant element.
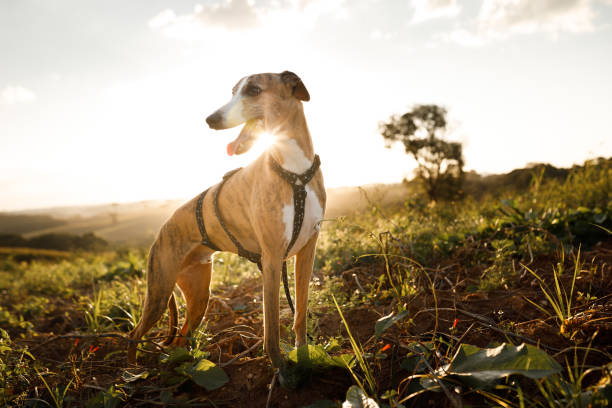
[205,71,310,156]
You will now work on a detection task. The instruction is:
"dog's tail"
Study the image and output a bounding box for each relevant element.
[161,292,178,346]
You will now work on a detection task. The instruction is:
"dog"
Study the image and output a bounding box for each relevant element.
[128,71,326,369]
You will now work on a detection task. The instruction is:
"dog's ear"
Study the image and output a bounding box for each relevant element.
[281,71,310,102]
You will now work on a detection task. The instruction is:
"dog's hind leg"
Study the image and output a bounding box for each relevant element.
[174,260,213,345]
[128,239,182,363]
[293,233,318,348]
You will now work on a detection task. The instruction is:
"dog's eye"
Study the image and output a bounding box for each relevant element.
[245,86,261,97]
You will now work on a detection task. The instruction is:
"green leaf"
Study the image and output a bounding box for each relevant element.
[288,344,352,370]
[374,310,410,338]
[85,385,125,408]
[160,347,192,364]
[324,338,342,353]
[183,359,229,391]
[343,386,379,408]
[282,345,353,389]
[443,343,562,388]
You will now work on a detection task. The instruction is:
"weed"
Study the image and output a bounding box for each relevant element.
[82,287,114,333]
[523,249,582,337]
[332,294,377,397]
[35,368,73,408]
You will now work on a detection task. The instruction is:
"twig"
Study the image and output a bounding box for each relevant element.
[414,342,461,408]
[266,369,279,408]
[83,384,106,391]
[353,273,366,293]
[414,307,561,352]
[211,325,258,340]
[31,332,161,350]
[454,322,475,348]
[220,340,263,367]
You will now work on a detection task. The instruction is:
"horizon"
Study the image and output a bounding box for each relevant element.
[3,157,603,214]
[2,0,612,211]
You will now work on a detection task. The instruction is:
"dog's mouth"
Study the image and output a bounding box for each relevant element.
[227,119,263,156]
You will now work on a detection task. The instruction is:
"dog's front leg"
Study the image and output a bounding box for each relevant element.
[261,253,284,368]
[293,233,318,348]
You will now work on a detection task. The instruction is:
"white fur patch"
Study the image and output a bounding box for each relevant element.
[283,185,323,257]
[200,254,212,264]
[219,77,247,127]
[276,139,312,174]
[282,204,294,244]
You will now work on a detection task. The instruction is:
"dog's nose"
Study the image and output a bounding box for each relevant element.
[206,112,223,129]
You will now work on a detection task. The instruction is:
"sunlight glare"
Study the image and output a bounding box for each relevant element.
[248,131,277,157]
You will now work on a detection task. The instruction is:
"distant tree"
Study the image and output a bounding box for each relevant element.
[380,104,464,201]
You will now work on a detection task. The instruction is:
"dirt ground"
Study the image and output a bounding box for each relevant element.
[10,240,612,407]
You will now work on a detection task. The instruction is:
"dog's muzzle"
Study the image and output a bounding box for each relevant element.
[205,112,224,129]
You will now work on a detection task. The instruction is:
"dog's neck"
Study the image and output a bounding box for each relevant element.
[266,105,315,174]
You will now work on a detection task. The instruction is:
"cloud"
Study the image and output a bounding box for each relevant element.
[192,0,259,30]
[148,0,258,35]
[411,0,461,23]
[148,0,346,38]
[1,85,37,106]
[478,0,596,36]
[148,9,177,29]
[436,0,607,46]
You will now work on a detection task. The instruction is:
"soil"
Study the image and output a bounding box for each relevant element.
[9,239,612,407]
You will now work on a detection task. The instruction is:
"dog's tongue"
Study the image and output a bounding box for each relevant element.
[227,141,237,156]
[226,120,261,156]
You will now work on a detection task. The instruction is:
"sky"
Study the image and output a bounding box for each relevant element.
[1,0,611,211]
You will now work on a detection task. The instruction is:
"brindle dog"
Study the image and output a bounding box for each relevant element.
[128,71,326,370]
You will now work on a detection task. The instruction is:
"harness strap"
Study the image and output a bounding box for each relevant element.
[194,154,321,316]
[195,188,221,252]
[270,155,321,258]
[213,168,263,270]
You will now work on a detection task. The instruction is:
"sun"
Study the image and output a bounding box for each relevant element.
[248,131,277,157]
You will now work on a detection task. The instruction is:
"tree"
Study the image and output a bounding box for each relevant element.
[380,104,464,201]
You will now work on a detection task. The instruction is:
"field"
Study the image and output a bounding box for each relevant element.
[1,160,611,407]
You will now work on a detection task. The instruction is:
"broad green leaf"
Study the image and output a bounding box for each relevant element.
[160,347,192,364]
[183,359,229,391]
[442,343,561,387]
[374,310,410,338]
[288,344,353,370]
[400,355,427,374]
[342,386,379,408]
[283,345,353,389]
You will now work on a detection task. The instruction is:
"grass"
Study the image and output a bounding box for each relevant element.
[523,249,582,337]
[332,294,376,396]
[0,158,611,406]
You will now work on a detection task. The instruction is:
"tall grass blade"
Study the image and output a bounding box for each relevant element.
[331,294,376,396]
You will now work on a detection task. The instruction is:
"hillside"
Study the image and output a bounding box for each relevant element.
[0,185,411,245]
[0,159,609,246]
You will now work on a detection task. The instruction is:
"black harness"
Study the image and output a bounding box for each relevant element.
[195,154,321,314]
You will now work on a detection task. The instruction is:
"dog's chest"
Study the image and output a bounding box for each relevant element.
[282,185,323,257]
[274,140,323,256]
